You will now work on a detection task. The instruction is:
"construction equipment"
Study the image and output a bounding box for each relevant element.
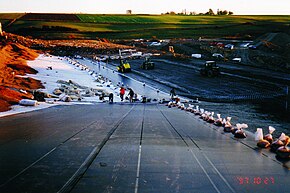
[118,49,142,59]
[140,57,154,70]
[117,59,131,73]
[116,49,132,73]
[200,61,220,77]
[0,22,2,36]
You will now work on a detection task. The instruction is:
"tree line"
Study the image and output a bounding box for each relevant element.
[162,9,233,16]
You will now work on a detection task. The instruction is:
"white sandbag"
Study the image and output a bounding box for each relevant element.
[188,104,194,108]
[269,126,276,134]
[255,128,264,141]
[279,133,287,141]
[222,118,226,125]
[19,99,38,106]
[217,114,221,119]
[264,126,276,143]
[240,123,248,129]
[225,119,232,127]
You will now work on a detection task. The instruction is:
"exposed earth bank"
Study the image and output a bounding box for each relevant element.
[0,33,131,112]
[0,39,42,111]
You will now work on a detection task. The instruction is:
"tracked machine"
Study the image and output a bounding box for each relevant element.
[200,61,220,77]
[140,57,154,70]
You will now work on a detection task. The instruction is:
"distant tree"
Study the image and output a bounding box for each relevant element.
[169,11,176,15]
[217,10,231,15]
[228,11,234,15]
[206,9,215,15]
[222,10,228,15]
[126,10,132,14]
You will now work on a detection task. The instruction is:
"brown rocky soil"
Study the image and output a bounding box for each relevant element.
[0,35,43,112]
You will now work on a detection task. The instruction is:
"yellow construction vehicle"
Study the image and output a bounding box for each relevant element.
[117,49,132,73]
[117,59,131,73]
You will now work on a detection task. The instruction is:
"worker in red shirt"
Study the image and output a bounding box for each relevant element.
[120,86,125,101]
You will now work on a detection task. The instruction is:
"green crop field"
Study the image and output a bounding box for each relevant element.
[77,14,290,24]
[1,13,289,40]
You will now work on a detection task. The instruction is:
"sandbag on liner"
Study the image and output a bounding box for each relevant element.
[270,133,289,152]
[264,126,276,144]
[19,99,38,106]
[276,138,290,159]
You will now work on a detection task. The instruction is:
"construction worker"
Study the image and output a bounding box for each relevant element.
[128,88,134,103]
[109,93,114,103]
[120,86,125,101]
[170,88,176,99]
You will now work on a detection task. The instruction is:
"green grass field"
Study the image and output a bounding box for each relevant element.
[0,13,26,27]
[77,14,290,24]
[1,13,289,40]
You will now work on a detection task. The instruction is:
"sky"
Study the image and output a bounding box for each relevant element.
[0,0,289,15]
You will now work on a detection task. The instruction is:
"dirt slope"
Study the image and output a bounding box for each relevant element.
[0,39,43,112]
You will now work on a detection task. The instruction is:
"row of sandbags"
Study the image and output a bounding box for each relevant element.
[255,127,290,159]
[166,101,248,139]
[166,101,290,159]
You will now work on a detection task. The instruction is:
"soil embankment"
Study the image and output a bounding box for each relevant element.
[0,39,43,112]
[0,33,133,112]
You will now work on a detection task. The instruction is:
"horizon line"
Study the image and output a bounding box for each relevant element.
[1,12,290,16]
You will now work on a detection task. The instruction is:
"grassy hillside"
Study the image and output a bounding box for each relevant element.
[0,13,26,26]
[0,13,25,20]
[1,13,289,40]
[77,14,290,24]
